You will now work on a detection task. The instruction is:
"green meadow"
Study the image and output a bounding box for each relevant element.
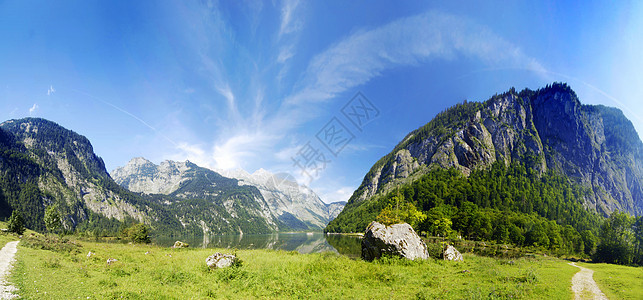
[1,226,640,299]
[9,235,579,299]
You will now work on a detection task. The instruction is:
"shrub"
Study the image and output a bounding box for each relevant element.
[21,234,81,253]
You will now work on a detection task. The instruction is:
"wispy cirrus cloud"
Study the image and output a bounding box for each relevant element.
[47,85,55,95]
[278,0,302,37]
[286,10,546,105]
[165,7,548,189]
[29,103,38,115]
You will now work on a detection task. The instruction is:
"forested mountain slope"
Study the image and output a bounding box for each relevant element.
[0,118,161,232]
[327,83,642,253]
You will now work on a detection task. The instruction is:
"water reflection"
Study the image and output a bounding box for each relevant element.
[153,232,362,257]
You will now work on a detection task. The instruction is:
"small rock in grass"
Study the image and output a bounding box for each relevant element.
[206,253,237,269]
[172,241,189,248]
[443,244,463,262]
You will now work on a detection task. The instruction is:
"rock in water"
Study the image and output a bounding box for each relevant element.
[172,241,189,248]
[206,253,237,269]
[361,221,429,261]
[443,244,463,262]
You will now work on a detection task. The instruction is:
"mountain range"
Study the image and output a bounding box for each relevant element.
[2,83,641,239]
[111,158,344,231]
[0,118,343,235]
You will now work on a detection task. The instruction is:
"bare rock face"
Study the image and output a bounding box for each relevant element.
[206,253,237,269]
[443,244,463,262]
[361,221,429,261]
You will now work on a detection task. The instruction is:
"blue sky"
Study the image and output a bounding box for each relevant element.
[1,1,642,203]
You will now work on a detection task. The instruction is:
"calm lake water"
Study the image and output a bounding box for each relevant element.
[154,233,362,258]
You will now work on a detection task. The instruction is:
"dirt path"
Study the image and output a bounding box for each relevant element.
[568,262,608,300]
[0,241,19,299]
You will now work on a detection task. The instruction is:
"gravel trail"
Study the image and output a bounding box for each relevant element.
[569,262,608,300]
[0,241,19,299]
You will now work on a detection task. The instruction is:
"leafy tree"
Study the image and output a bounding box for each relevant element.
[593,211,634,265]
[376,193,426,228]
[508,223,525,246]
[526,223,549,248]
[580,230,597,256]
[44,205,62,235]
[126,223,151,244]
[633,216,643,265]
[468,211,492,240]
[431,217,453,238]
[7,210,24,235]
[493,216,510,244]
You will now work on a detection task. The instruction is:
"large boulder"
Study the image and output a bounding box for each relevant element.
[361,221,429,261]
[206,253,237,269]
[443,244,463,262]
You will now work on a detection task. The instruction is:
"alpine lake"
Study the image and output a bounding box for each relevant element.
[153,232,363,258]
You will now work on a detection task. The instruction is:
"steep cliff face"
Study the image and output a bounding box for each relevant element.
[344,83,642,217]
[326,201,347,221]
[0,118,147,231]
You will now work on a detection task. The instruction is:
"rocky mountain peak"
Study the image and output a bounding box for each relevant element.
[219,167,345,228]
[111,158,197,195]
[344,83,642,217]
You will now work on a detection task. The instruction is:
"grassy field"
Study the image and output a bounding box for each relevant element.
[577,262,643,300]
[7,235,581,299]
[0,221,19,246]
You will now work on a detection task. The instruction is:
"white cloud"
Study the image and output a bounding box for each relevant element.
[286,10,546,105]
[278,0,302,37]
[29,103,39,115]
[47,85,55,96]
[212,130,278,170]
[171,142,213,169]
[277,45,295,63]
[215,83,236,113]
[318,186,356,204]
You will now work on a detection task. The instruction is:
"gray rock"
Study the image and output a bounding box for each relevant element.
[443,244,463,262]
[206,253,237,269]
[172,241,189,248]
[361,221,429,261]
